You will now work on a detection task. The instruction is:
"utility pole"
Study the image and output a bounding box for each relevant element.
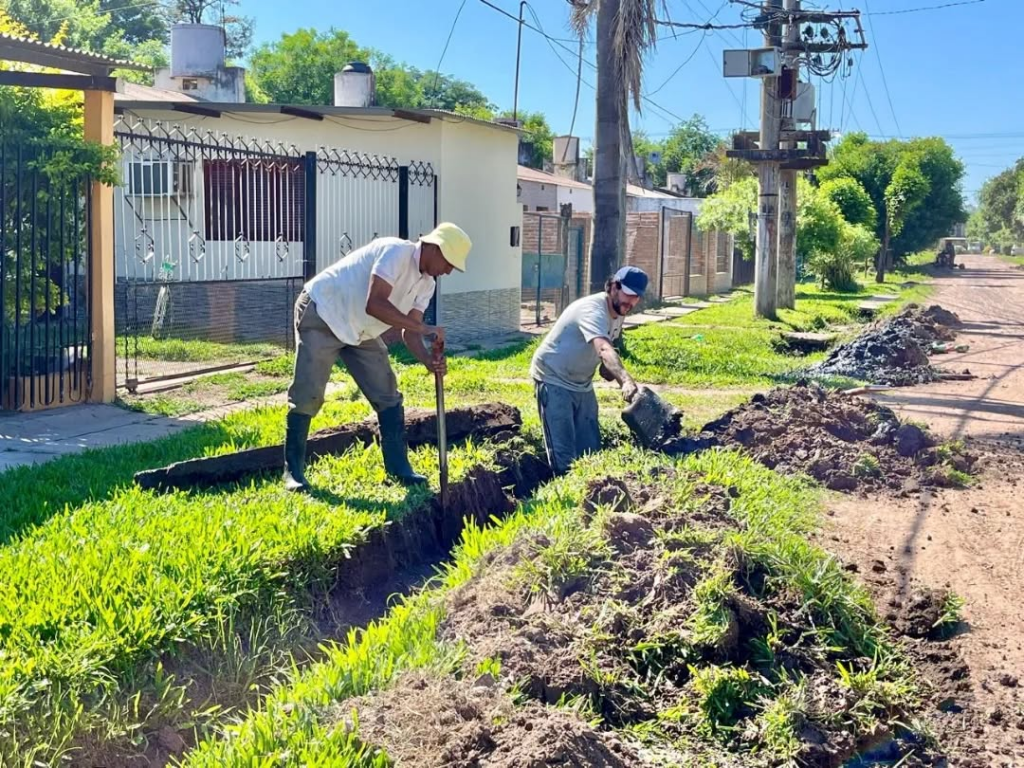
[512,0,526,122]
[776,0,800,310]
[755,0,783,319]
[724,1,867,314]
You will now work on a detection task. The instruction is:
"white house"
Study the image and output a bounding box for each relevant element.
[112,35,522,349]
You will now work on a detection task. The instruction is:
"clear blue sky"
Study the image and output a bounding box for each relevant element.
[242,0,1020,200]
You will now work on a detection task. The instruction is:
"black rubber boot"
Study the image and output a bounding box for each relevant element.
[378,404,427,486]
[283,412,312,492]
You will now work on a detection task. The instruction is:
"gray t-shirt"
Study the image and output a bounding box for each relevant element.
[530,293,624,392]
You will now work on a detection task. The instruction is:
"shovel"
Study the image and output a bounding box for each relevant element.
[433,339,448,511]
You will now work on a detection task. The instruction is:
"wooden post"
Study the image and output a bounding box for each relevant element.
[83,88,116,403]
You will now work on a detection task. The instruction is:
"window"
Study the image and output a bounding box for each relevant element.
[181,77,200,91]
[128,160,194,197]
[203,159,305,242]
[536,206,549,212]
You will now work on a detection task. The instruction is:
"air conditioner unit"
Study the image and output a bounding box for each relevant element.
[128,160,195,197]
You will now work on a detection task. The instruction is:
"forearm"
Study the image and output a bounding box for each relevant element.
[598,347,634,388]
[366,297,428,334]
[401,328,433,365]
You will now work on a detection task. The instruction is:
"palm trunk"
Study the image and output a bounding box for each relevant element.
[590,0,626,293]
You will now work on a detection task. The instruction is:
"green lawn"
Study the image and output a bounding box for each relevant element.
[1,270,934,763]
[0,397,494,764]
[122,335,286,364]
[182,447,917,766]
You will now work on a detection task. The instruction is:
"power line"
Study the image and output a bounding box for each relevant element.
[648,32,708,95]
[477,0,689,125]
[566,35,584,140]
[865,0,985,16]
[430,0,468,107]
[862,0,902,137]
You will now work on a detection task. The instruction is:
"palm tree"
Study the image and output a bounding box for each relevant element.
[569,0,663,292]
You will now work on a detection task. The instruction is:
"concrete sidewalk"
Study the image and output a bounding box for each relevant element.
[0,405,203,473]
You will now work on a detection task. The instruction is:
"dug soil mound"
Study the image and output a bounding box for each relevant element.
[810,304,964,386]
[338,672,641,767]
[423,475,946,767]
[697,382,977,493]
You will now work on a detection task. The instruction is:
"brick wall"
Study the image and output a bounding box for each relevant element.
[625,212,661,303]
[382,286,519,347]
[115,278,301,347]
[521,212,565,257]
[566,214,592,302]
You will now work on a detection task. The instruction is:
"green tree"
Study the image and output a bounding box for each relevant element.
[697,176,758,259]
[248,28,367,106]
[654,115,720,193]
[820,176,876,231]
[819,132,961,281]
[248,29,493,112]
[100,0,167,44]
[0,12,119,355]
[970,160,1024,251]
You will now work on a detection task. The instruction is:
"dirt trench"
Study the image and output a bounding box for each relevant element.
[68,409,552,768]
[336,474,949,768]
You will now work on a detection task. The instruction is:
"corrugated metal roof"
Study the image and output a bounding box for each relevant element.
[0,32,147,75]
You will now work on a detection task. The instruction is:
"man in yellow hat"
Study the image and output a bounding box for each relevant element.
[283,223,472,491]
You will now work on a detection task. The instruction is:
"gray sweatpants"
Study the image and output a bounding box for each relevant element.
[534,379,601,474]
[287,290,402,417]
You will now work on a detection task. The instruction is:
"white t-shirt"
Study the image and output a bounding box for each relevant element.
[529,292,624,392]
[305,238,436,346]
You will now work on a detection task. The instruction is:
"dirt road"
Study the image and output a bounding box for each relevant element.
[823,253,1024,766]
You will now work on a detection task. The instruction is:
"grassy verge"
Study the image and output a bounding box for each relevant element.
[119,269,932,419]
[0,398,496,764]
[182,447,920,766]
[122,336,286,364]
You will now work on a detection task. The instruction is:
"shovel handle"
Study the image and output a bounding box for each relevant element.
[434,341,448,509]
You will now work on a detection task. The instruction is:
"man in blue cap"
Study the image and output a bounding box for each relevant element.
[529,266,649,474]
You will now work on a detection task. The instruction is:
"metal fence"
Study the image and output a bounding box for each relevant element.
[113,118,437,392]
[1,140,92,412]
[520,211,571,327]
[659,209,693,300]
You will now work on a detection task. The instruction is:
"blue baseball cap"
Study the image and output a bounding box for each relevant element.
[613,266,649,297]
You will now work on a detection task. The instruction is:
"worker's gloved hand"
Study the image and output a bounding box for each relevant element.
[621,380,639,403]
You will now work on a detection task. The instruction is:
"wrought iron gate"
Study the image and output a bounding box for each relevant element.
[114,119,438,391]
[1,140,92,412]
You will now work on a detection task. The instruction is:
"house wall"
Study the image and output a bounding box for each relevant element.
[517,179,557,212]
[556,184,594,215]
[627,195,702,215]
[435,120,521,340]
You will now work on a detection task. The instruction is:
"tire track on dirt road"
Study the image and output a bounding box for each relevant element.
[821,253,1024,766]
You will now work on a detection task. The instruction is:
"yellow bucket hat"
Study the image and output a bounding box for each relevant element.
[421,222,472,272]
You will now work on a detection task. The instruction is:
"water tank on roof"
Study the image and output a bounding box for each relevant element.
[170,23,226,78]
[334,62,375,108]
